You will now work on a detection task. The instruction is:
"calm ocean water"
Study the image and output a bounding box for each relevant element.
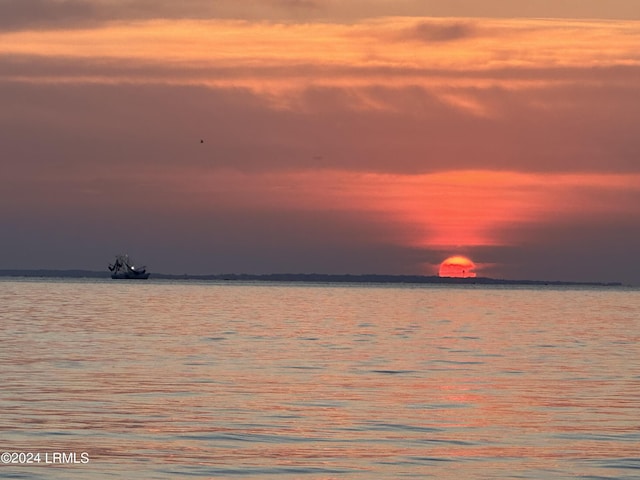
[1,278,639,479]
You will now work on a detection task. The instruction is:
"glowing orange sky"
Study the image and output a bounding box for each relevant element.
[33,166,638,255]
[1,2,640,282]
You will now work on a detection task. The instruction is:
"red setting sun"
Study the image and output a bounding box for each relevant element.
[439,256,477,278]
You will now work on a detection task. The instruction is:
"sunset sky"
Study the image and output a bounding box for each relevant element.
[2,0,640,283]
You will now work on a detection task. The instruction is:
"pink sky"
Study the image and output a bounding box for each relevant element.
[1,1,639,283]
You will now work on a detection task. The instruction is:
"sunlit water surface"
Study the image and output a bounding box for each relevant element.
[1,279,639,479]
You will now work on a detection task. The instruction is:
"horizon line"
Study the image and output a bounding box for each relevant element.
[0,269,627,287]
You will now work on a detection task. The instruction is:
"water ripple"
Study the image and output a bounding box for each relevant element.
[1,279,639,479]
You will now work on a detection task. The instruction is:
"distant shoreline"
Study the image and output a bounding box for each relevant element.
[0,269,625,287]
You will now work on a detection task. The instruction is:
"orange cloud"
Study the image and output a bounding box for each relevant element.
[1,18,638,87]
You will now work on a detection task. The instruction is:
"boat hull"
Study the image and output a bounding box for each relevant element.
[111,273,150,280]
